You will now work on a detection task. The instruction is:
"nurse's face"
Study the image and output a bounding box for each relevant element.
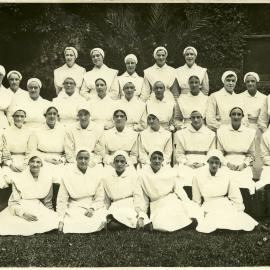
[91,51,103,68]
[76,151,90,172]
[153,82,165,100]
[113,111,127,127]
[123,82,135,100]
[45,108,58,127]
[230,108,243,125]
[8,73,21,91]
[63,78,76,96]
[113,155,127,174]
[29,157,42,175]
[28,82,40,101]
[147,114,160,131]
[64,49,76,67]
[191,111,203,130]
[245,75,257,92]
[13,110,26,128]
[224,75,237,92]
[184,49,196,67]
[150,153,164,172]
[208,157,221,175]
[155,50,166,67]
[189,76,200,96]
[95,79,107,99]
[78,110,90,128]
[125,59,136,74]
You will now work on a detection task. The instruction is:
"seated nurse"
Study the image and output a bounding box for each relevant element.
[57,149,107,234]
[102,150,151,230]
[192,149,258,233]
[0,152,59,236]
[139,149,201,232]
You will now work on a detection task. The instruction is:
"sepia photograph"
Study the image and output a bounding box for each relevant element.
[0,1,270,267]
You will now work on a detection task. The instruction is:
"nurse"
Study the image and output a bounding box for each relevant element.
[111,54,144,100]
[255,128,270,190]
[64,103,105,167]
[192,149,258,233]
[217,107,256,194]
[239,72,266,129]
[6,70,28,124]
[102,151,151,230]
[239,72,266,175]
[139,149,202,232]
[27,106,66,184]
[12,78,51,130]
[175,110,216,186]
[0,66,13,129]
[88,78,116,130]
[175,75,208,130]
[0,153,59,236]
[116,81,147,132]
[103,109,138,167]
[57,149,106,233]
[146,81,175,131]
[53,76,85,127]
[206,71,248,132]
[139,113,172,166]
[1,107,32,173]
[142,46,177,102]
[80,48,118,100]
[54,47,86,96]
[175,46,209,95]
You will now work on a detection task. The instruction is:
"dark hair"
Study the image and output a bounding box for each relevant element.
[44,106,59,117]
[190,110,202,116]
[229,107,244,117]
[76,150,90,157]
[147,113,158,120]
[113,109,127,119]
[150,151,164,158]
[12,109,26,117]
[95,78,106,85]
[28,156,43,166]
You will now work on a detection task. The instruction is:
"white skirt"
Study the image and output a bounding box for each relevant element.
[178,164,206,186]
[108,197,151,228]
[229,167,255,194]
[0,199,59,236]
[256,165,270,190]
[2,154,27,173]
[0,111,9,129]
[63,206,107,234]
[150,193,194,232]
[196,197,258,233]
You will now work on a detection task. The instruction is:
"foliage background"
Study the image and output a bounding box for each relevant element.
[0,3,270,100]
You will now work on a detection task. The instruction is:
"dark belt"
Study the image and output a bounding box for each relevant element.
[37,149,64,155]
[225,151,246,155]
[185,151,207,155]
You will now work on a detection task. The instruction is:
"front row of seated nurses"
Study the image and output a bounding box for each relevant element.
[0,147,259,236]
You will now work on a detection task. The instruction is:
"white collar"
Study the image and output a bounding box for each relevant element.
[184,63,197,69]
[122,71,138,78]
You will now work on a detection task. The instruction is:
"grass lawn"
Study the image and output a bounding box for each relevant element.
[0,228,269,267]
